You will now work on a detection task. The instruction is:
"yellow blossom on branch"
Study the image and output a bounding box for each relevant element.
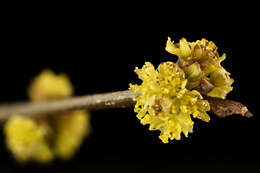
[4,115,53,163]
[28,69,74,101]
[53,110,91,160]
[166,37,234,99]
[130,62,210,143]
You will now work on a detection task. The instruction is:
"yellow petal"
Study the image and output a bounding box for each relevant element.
[165,37,181,56]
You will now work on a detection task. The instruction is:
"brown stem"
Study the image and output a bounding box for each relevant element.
[0,90,252,122]
[205,96,253,118]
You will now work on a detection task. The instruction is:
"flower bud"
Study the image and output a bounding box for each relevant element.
[166,37,181,57]
[193,44,203,59]
[180,38,192,59]
[185,62,201,80]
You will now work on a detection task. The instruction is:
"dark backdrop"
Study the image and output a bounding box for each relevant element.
[0,19,259,172]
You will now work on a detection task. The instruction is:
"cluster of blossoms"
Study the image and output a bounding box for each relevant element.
[130,37,233,143]
[166,37,234,99]
[4,70,91,163]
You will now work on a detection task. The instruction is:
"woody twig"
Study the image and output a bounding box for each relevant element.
[0,90,252,122]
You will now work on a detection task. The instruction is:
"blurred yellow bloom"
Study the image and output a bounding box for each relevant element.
[53,110,91,160]
[130,62,210,143]
[166,37,234,99]
[4,115,53,163]
[4,69,91,163]
[28,69,74,101]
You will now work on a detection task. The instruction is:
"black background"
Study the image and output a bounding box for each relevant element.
[0,15,259,172]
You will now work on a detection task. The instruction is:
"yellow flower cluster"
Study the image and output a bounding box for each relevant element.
[53,110,90,160]
[130,62,210,143]
[28,70,73,101]
[166,37,234,99]
[4,116,53,163]
[4,70,90,163]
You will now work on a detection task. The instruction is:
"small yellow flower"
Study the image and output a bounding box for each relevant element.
[166,37,234,99]
[130,62,210,143]
[4,115,53,163]
[28,69,74,101]
[53,110,91,160]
